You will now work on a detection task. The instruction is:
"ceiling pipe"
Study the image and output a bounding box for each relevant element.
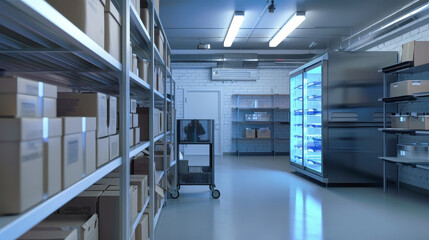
[240,0,272,48]
[339,0,427,51]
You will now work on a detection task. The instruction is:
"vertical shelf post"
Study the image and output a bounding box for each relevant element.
[119,0,131,239]
[148,0,155,238]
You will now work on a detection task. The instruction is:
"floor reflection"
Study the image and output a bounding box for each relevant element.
[292,188,323,240]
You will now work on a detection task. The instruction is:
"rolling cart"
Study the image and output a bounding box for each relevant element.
[171,119,220,199]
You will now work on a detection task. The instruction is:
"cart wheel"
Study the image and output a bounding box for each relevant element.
[209,185,215,191]
[171,190,179,199]
[211,189,220,199]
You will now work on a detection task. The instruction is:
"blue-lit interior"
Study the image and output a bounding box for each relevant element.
[290,73,303,165]
[303,66,322,173]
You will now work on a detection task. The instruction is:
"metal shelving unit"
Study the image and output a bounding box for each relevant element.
[232,94,290,156]
[380,61,429,192]
[0,0,176,239]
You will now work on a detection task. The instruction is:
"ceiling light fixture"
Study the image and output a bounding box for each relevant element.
[224,11,245,47]
[380,3,429,30]
[268,0,276,14]
[269,11,306,48]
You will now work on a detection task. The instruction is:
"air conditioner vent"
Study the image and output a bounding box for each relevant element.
[211,68,258,81]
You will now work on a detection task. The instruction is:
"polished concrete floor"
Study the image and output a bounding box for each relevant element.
[155,156,429,240]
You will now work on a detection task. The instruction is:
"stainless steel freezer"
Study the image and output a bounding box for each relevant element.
[289,51,397,184]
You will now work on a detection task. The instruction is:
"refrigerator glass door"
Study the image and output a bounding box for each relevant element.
[304,65,323,173]
[290,73,304,166]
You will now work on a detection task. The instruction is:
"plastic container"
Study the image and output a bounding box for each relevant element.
[397,143,429,160]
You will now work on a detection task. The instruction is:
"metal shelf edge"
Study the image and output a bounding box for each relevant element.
[130,72,151,90]
[156,171,165,185]
[13,0,122,71]
[0,157,122,240]
[129,141,150,158]
[154,133,165,142]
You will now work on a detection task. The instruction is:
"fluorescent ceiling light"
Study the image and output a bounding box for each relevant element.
[224,11,245,47]
[269,11,306,47]
[381,3,429,30]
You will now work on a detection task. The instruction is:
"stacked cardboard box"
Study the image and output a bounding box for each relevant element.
[47,0,122,62]
[47,0,106,49]
[18,229,78,240]
[105,0,121,61]
[57,92,119,169]
[256,128,271,138]
[0,77,62,214]
[137,59,149,82]
[130,99,140,147]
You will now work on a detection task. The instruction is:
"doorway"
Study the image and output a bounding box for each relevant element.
[184,90,221,155]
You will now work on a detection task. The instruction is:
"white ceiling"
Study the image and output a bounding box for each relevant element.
[159,0,415,51]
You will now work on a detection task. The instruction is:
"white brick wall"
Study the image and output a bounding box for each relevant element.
[173,67,290,153]
[367,23,429,190]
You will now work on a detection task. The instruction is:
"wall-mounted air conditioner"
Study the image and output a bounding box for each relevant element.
[211,68,258,81]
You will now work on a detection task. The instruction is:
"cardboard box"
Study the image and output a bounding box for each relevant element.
[0,76,39,95]
[132,153,149,175]
[0,94,39,117]
[0,139,44,214]
[130,0,140,14]
[390,80,429,97]
[391,114,410,128]
[0,118,43,141]
[409,114,429,130]
[58,92,108,138]
[18,229,78,240]
[47,0,105,48]
[43,97,57,117]
[108,96,117,135]
[140,8,149,30]
[99,186,138,240]
[97,137,109,167]
[137,59,149,82]
[62,117,83,135]
[83,117,96,176]
[36,214,98,240]
[136,214,149,240]
[135,127,140,145]
[137,106,149,141]
[40,82,58,117]
[244,128,256,138]
[155,28,164,60]
[132,54,138,74]
[130,128,135,147]
[62,133,84,189]
[401,41,429,67]
[130,175,148,212]
[104,0,121,61]
[43,82,58,99]
[60,191,103,215]
[154,0,160,15]
[130,99,137,113]
[133,114,139,127]
[43,118,62,197]
[109,134,119,160]
[85,131,96,175]
[256,128,271,138]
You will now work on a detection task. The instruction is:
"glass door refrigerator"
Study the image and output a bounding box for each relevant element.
[289,52,397,184]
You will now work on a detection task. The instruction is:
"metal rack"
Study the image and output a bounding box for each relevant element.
[0,0,176,239]
[379,61,429,192]
[232,94,290,156]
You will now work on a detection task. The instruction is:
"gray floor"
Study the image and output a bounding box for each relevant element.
[155,156,429,240]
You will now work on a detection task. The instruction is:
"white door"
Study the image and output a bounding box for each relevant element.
[184,90,221,155]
